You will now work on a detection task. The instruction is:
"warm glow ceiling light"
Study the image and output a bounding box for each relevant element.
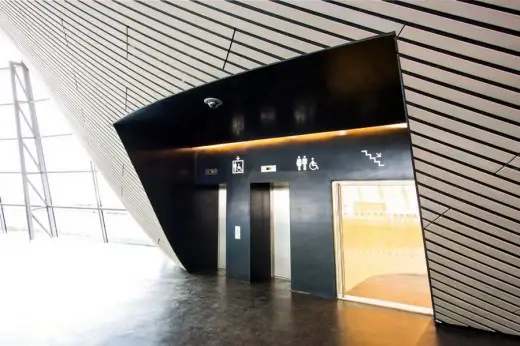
[184,122,407,152]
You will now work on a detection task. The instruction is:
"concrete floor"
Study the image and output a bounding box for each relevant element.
[0,234,519,346]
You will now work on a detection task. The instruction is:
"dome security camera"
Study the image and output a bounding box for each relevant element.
[204,97,223,109]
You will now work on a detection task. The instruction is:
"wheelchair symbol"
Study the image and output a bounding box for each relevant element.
[309,157,319,171]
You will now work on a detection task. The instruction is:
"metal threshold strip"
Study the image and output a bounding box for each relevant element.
[341,295,434,316]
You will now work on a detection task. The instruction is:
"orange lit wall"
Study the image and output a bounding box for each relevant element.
[185,123,407,153]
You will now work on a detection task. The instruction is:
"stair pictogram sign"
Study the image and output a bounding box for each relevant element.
[361,150,384,167]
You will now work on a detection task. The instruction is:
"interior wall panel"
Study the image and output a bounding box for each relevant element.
[0,0,518,335]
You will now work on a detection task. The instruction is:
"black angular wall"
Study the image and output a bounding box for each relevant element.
[195,127,414,298]
[114,34,408,297]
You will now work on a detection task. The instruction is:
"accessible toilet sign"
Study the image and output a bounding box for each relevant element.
[296,155,319,171]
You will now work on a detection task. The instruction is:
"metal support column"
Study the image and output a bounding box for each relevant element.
[91,162,108,243]
[20,62,57,237]
[0,197,6,234]
[9,62,34,240]
[9,61,56,239]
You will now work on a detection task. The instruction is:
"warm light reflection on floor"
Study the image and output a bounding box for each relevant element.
[337,302,436,345]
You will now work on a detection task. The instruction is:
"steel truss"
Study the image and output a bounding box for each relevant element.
[9,62,57,239]
[2,62,121,243]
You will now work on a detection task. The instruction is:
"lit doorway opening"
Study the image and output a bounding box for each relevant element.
[332,181,432,315]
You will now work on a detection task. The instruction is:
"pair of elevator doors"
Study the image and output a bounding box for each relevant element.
[217,183,291,280]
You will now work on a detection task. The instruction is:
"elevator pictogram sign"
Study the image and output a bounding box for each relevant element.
[232,156,244,174]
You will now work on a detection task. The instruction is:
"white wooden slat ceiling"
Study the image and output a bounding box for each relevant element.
[0,0,519,334]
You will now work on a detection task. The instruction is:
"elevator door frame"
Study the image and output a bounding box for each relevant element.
[270,182,291,280]
[218,184,227,270]
[332,180,432,315]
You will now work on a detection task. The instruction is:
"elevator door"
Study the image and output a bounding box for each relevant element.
[218,185,226,269]
[271,183,291,280]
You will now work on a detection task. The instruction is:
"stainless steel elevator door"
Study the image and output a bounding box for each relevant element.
[271,183,291,280]
[218,185,226,270]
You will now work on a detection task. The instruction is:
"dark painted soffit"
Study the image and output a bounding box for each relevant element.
[115,33,406,150]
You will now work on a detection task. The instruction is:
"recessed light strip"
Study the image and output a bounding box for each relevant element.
[183,122,407,152]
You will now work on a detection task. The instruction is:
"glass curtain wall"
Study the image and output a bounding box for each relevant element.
[0,35,152,246]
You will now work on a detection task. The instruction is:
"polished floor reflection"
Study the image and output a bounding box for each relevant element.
[0,234,518,346]
[348,274,432,309]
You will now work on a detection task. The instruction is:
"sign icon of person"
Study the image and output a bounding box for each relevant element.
[309,157,319,171]
[232,156,244,174]
[302,155,308,171]
[296,156,302,171]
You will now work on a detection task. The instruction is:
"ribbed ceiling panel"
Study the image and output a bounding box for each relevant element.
[0,0,518,334]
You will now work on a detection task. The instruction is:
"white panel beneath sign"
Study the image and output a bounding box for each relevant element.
[271,184,291,280]
[261,165,276,172]
[218,185,226,269]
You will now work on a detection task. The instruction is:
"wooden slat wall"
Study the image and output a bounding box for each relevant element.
[0,0,518,334]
